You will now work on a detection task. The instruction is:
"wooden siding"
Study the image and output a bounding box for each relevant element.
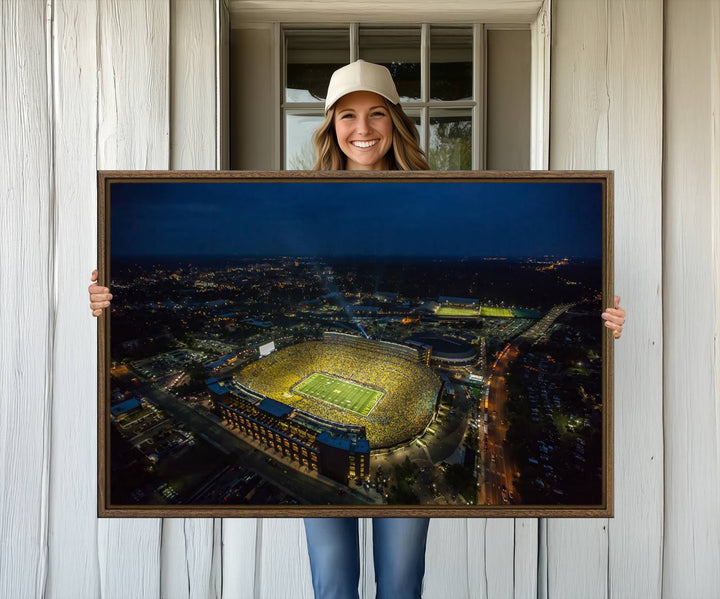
[1,0,717,597]
[0,2,53,598]
[663,0,720,596]
[47,0,100,596]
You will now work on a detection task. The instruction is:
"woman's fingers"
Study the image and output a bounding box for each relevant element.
[603,308,625,320]
[89,270,112,317]
[90,290,113,302]
[603,318,623,338]
[88,282,109,293]
[603,297,625,339]
[601,311,624,325]
[604,321,622,338]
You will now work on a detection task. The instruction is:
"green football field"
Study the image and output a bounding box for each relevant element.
[292,372,383,416]
[436,306,480,317]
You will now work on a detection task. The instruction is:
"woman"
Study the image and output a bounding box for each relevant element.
[89,60,626,599]
[301,60,433,599]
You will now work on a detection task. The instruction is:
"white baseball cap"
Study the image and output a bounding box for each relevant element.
[324,60,400,112]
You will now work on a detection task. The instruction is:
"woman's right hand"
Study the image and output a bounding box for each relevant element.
[89,269,112,317]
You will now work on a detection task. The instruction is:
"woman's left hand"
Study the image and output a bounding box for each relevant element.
[602,295,625,339]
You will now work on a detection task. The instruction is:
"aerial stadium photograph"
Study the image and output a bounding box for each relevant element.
[99,172,612,517]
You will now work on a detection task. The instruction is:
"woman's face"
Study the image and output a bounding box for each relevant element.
[333,91,394,170]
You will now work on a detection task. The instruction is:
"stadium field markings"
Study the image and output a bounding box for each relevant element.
[435,305,519,318]
[435,306,480,317]
[480,306,515,318]
[292,372,384,417]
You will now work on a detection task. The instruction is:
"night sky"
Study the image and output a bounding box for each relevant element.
[110,180,603,259]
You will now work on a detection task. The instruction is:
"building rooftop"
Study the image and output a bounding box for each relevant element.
[259,397,294,418]
[316,431,352,451]
[110,398,142,416]
[208,382,228,395]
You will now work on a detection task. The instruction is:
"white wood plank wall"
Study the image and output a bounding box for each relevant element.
[606,1,664,596]
[1,0,718,597]
[0,2,53,598]
[47,0,100,596]
[663,1,720,596]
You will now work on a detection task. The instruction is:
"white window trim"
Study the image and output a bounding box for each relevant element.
[273,22,282,169]
[228,1,544,25]
[530,0,551,170]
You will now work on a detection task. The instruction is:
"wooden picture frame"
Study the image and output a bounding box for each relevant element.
[98,170,613,518]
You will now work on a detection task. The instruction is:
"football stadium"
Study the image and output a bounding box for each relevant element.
[233,332,441,448]
[406,333,478,366]
[434,298,539,319]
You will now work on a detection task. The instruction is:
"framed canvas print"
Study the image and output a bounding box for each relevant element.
[97,170,613,518]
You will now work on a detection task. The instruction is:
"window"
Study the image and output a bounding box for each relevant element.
[283,25,478,170]
[229,23,531,170]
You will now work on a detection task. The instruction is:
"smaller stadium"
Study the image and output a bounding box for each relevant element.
[407,333,478,366]
[434,297,539,319]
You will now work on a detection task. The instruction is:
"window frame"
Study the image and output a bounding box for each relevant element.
[281,23,489,170]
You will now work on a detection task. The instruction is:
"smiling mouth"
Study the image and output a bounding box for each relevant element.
[350,139,379,148]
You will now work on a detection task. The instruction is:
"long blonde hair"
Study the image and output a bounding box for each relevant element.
[312,100,430,171]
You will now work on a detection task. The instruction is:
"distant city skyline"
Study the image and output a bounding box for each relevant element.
[111,180,603,259]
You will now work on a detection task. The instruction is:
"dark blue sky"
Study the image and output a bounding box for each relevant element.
[111,180,603,259]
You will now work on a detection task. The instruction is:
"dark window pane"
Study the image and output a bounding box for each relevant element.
[286,30,349,103]
[359,28,421,102]
[429,109,472,170]
[430,27,473,101]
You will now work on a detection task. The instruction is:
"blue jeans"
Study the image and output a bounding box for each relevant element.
[303,517,430,599]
